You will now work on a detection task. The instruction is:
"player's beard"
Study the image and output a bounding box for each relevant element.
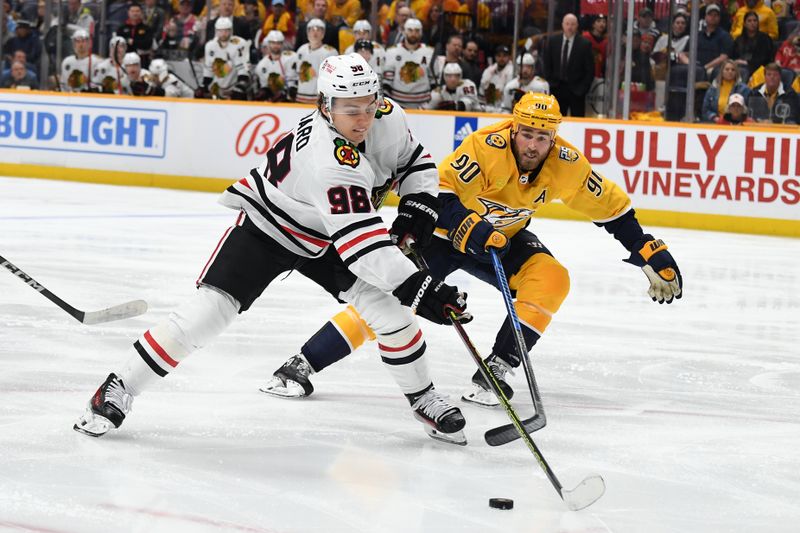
[512,137,550,172]
[405,34,420,46]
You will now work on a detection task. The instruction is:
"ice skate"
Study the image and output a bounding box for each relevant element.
[411,388,467,446]
[462,354,514,408]
[73,373,133,437]
[259,354,314,399]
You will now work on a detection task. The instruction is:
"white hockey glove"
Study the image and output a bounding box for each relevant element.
[624,236,683,304]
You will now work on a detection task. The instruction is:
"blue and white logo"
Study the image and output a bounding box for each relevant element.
[453,116,478,151]
[0,99,168,158]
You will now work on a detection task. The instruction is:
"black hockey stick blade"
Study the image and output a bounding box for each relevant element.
[561,475,606,511]
[78,300,148,325]
[485,413,547,446]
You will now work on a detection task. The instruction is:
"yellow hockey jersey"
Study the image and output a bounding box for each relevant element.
[437,120,632,239]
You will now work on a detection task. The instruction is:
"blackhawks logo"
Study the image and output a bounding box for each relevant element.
[374,98,394,118]
[267,72,285,93]
[399,61,424,84]
[334,138,360,167]
[68,69,87,89]
[485,83,499,105]
[299,61,315,82]
[212,57,232,78]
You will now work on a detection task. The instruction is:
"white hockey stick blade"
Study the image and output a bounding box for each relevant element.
[80,300,148,325]
[561,475,606,511]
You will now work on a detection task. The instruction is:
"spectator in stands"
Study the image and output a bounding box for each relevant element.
[461,39,482,86]
[731,0,778,40]
[172,0,200,51]
[0,59,37,89]
[633,7,661,41]
[296,0,339,50]
[4,50,38,81]
[261,0,295,47]
[328,0,361,28]
[700,0,732,32]
[630,31,656,91]
[3,19,41,67]
[653,12,690,66]
[63,0,95,38]
[775,33,800,73]
[142,0,166,46]
[205,0,249,43]
[583,14,608,80]
[501,53,549,112]
[732,11,775,79]
[425,62,479,111]
[717,93,753,124]
[480,44,513,111]
[238,0,261,42]
[422,2,454,55]
[544,13,594,116]
[696,3,733,77]
[701,59,750,122]
[432,34,466,84]
[117,3,156,67]
[748,62,799,123]
[386,5,412,47]
[455,0,490,33]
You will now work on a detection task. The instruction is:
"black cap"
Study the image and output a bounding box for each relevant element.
[495,44,510,55]
[638,7,654,17]
[354,39,373,53]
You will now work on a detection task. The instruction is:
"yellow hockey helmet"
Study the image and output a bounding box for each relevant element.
[512,92,561,133]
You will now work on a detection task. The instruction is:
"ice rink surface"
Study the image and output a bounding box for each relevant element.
[1,176,798,533]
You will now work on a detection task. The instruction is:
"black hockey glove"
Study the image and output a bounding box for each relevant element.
[130,80,151,96]
[624,235,683,304]
[393,270,470,325]
[231,77,249,100]
[194,86,209,99]
[151,86,166,97]
[436,100,456,111]
[390,193,440,249]
[287,86,298,101]
[448,211,509,263]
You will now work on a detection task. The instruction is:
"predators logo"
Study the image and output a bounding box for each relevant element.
[484,83,499,105]
[477,197,533,229]
[374,98,394,118]
[212,57,232,78]
[299,61,316,82]
[485,133,507,149]
[67,69,87,89]
[267,72,285,93]
[334,138,360,167]
[399,61,424,84]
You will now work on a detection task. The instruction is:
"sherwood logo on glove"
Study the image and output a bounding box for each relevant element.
[406,200,438,220]
[410,274,433,313]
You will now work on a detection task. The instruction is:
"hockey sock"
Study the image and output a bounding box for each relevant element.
[378,321,430,395]
[301,305,375,372]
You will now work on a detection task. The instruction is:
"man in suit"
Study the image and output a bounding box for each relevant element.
[543,13,594,116]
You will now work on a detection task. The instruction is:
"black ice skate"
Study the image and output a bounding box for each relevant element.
[260,354,314,399]
[73,373,133,437]
[461,354,515,408]
[410,387,467,446]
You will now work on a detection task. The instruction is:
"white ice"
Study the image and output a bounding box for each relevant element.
[1,176,798,533]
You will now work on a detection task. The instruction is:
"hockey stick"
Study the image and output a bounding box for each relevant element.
[484,249,547,445]
[1,254,147,325]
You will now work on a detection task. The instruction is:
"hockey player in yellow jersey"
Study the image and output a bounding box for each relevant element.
[261,92,683,405]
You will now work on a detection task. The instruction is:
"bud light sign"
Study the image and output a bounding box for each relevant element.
[0,99,167,158]
[453,116,477,151]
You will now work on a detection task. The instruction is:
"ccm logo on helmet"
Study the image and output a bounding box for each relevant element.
[351,80,372,86]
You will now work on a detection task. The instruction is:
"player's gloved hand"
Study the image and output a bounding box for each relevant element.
[448,211,509,263]
[393,270,471,325]
[436,100,456,110]
[151,86,166,97]
[231,80,249,100]
[624,235,683,304]
[130,80,150,96]
[194,86,209,99]
[390,193,440,249]
[287,86,298,101]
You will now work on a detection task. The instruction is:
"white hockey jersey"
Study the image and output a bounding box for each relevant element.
[203,36,249,93]
[220,97,438,292]
[480,62,514,111]
[92,58,129,94]
[343,42,386,76]
[295,43,337,104]
[158,73,194,98]
[383,43,435,109]
[426,79,480,111]
[501,76,550,112]
[254,50,299,97]
[60,54,102,92]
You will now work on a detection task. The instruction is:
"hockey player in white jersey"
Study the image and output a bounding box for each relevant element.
[253,30,298,102]
[295,19,337,104]
[73,53,470,446]
[382,19,435,109]
[122,52,154,96]
[60,29,101,92]
[92,36,129,94]
[480,44,514,112]
[147,59,194,98]
[501,53,550,112]
[343,20,385,75]
[425,62,479,111]
[197,17,250,100]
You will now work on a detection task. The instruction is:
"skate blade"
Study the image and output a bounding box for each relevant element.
[259,378,308,399]
[73,408,113,437]
[424,426,467,446]
[461,386,500,408]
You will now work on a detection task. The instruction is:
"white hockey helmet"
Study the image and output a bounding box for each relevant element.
[318,53,381,108]
[149,58,169,82]
[266,30,285,43]
[215,17,233,31]
[520,53,535,66]
[72,28,90,41]
[353,20,371,33]
[122,52,141,66]
[307,18,326,31]
[109,35,127,50]
[443,62,462,76]
[404,18,422,31]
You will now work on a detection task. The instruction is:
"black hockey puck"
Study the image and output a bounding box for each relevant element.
[489,498,514,510]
